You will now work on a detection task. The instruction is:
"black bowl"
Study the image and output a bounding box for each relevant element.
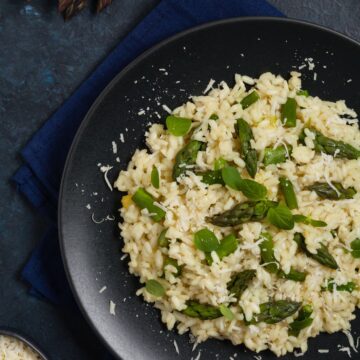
[0,328,48,359]
[59,17,360,360]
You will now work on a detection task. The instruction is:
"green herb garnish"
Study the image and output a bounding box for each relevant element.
[145,279,165,297]
[288,305,313,337]
[221,166,267,200]
[293,214,327,227]
[266,203,294,230]
[194,228,219,253]
[166,115,192,136]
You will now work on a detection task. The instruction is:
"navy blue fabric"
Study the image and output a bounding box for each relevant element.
[13,0,282,306]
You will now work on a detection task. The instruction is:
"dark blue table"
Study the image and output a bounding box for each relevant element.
[1,1,360,359]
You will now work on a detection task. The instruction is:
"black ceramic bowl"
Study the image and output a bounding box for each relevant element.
[0,328,48,359]
[59,17,360,360]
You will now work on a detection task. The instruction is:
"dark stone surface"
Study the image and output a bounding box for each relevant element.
[0,1,359,359]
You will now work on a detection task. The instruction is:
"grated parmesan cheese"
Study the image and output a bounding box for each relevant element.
[318,349,329,353]
[343,330,358,353]
[110,300,116,315]
[173,340,179,354]
[112,141,117,154]
[99,286,107,293]
[203,79,215,94]
[162,104,172,114]
[100,165,113,191]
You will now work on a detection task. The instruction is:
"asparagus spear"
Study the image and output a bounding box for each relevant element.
[279,177,298,209]
[206,200,277,227]
[227,270,256,300]
[263,145,293,166]
[293,232,338,269]
[172,140,205,180]
[300,128,360,159]
[182,301,222,320]
[307,182,356,200]
[132,188,165,222]
[322,278,356,293]
[281,98,297,127]
[259,233,306,281]
[288,305,313,337]
[237,118,258,178]
[157,228,169,248]
[248,300,301,324]
[240,91,260,109]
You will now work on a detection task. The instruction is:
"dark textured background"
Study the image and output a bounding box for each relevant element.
[1,1,360,359]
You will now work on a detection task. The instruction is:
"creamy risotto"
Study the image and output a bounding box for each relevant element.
[115,72,360,356]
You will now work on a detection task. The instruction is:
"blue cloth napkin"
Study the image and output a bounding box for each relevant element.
[12,0,283,320]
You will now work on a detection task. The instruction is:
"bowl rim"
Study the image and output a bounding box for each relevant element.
[0,327,48,360]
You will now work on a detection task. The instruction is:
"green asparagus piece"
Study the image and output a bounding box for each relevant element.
[322,278,356,293]
[279,177,298,209]
[206,234,239,265]
[132,188,166,222]
[288,305,313,337]
[237,118,258,178]
[172,140,205,180]
[240,91,260,109]
[263,145,293,166]
[279,268,307,282]
[300,128,360,159]
[163,257,182,276]
[259,233,306,281]
[293,214,327,227]
[281,98,297,127]
[182,300,222,320]
[351,238,360,258]
[293,232,338,269]
[157,228,169,248]
[249,300,302,324]
[227,270,256,300]
[197,169,225,185]
[307,182,356,200]
[259,233,279,273]
[206,200,278,227]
